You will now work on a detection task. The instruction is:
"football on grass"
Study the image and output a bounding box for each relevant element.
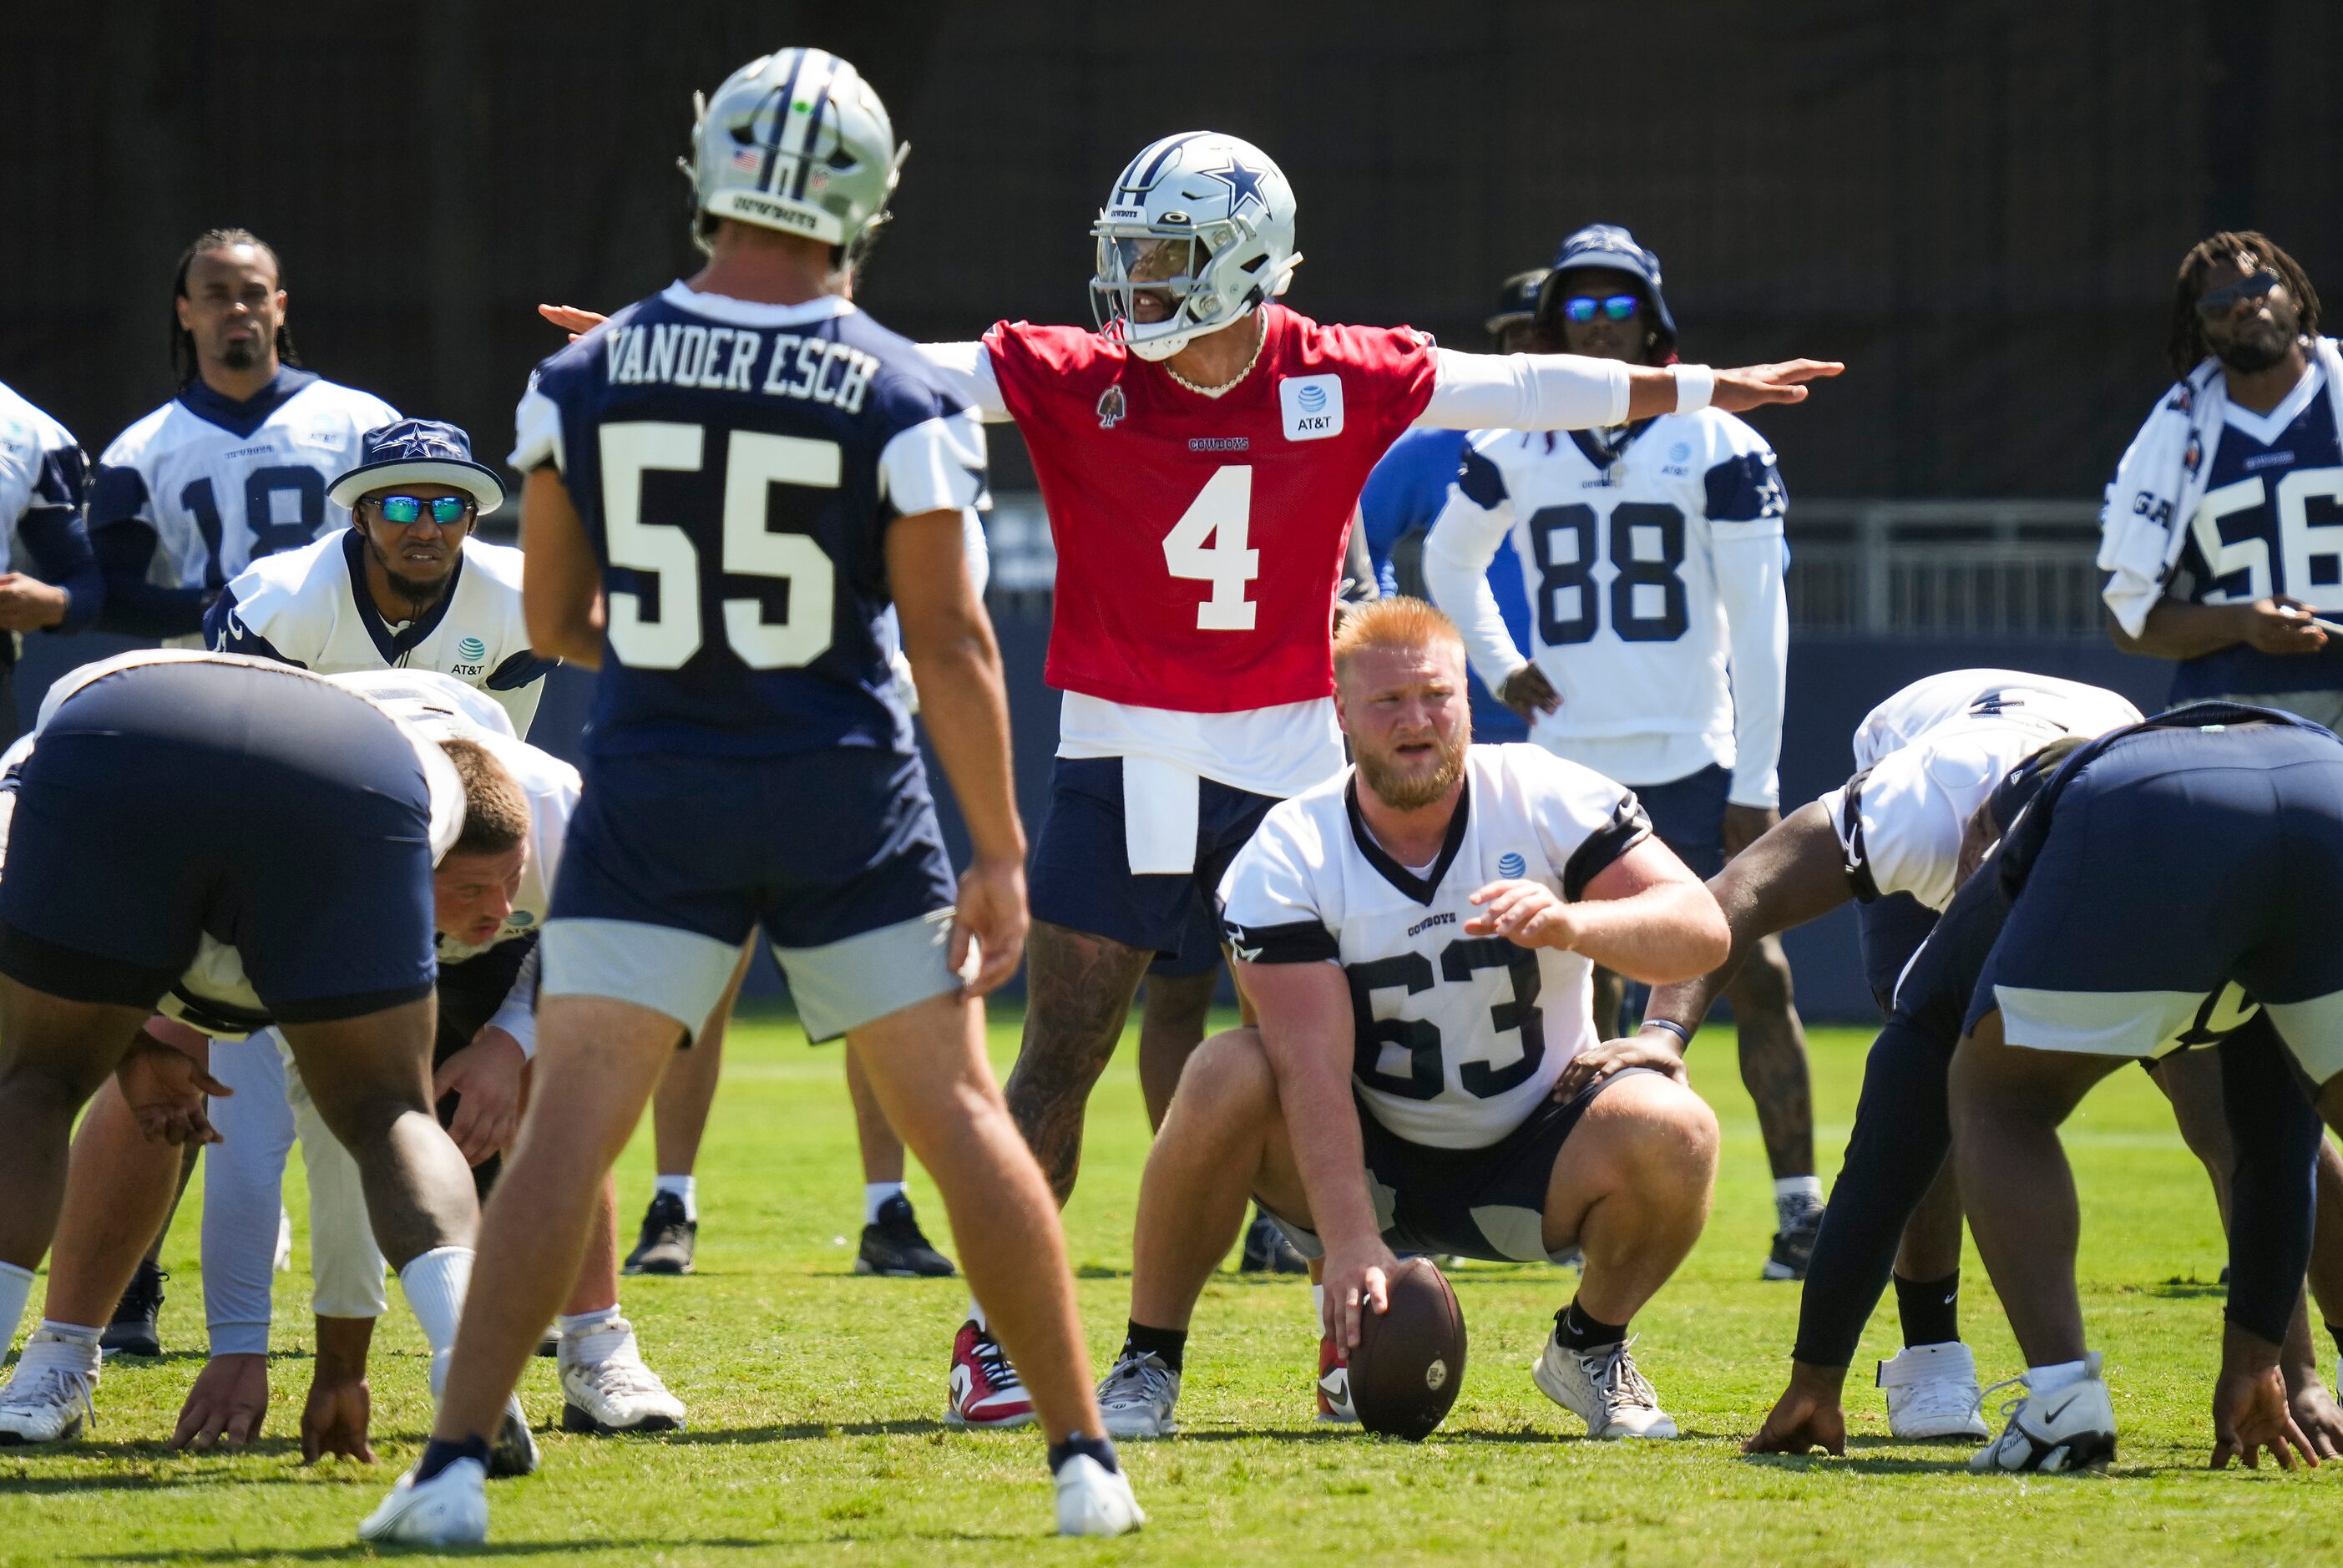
[1349,1257,1466,1440]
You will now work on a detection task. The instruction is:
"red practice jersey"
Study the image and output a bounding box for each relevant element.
[984,304,1438,713]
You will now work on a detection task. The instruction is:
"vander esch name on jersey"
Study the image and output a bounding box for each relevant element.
[600,321,878,413]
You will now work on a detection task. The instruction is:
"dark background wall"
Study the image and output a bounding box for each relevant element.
[7,1,2341,498]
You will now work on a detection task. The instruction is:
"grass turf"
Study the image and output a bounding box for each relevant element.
[3,1010,2339,1565]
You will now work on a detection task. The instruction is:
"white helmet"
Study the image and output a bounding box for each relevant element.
[687,48,906,253]
[1091,132,1300,362]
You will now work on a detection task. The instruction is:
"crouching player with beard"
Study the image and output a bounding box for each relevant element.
[1093,599,1728,1440]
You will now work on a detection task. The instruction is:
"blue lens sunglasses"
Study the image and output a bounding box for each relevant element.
[1561,293,1642,324]
[367,494,474,527]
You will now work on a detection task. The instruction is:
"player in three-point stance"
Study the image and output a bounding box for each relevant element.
[362,48,1141,1544]
[1423,223,1819,1283]
[0,650,535,1470]
[1091,599,1728,1443]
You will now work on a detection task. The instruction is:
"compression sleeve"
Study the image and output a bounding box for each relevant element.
[485,943,541,1060]
[91,520,207,638]
[13,506,103,635]
[1416,348,1631,432]
[1712,529,1789,809]
[2218,1016,2322,1347]
[913,341,1012,423]
[1420,478,1526,694]
[200,1037,299,1357]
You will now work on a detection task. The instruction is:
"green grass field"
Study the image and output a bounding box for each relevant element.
[5,1010,2340,1565]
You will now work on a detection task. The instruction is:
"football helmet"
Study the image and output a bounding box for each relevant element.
[687,48,906,253]
[1091,132,1300,362]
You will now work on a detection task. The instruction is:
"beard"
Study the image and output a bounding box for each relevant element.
[1355,724,1470,812]
[366,535,453,609]
[216,336,261,371]
[2217,331,2291,373]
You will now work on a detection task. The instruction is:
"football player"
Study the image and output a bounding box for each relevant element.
[206,420,552,733]
[2103,233,2343,724]
[89,230,399,642]
[362,50,1141,1544]
[538,126,1839,1429]
[1091,598,1726,1441]
[0,651,532,1472]
[0,380,103,730]
[1421,224,1819,1280]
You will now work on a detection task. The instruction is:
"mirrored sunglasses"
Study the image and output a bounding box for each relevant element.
[368,494,474,527]
[1561,294,1642,324]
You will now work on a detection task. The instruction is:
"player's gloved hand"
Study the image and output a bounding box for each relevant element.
[2284,1376,2343,1462]
[1465,878,1576,950]
[2234,596,2330,655]
[1721,804,1779,859]
[434,1027,527,1166]
[1496,664,1559,723]
[539,303,609,341]
[952,854,1030,998]
[1321,1236,1402,1353]
[1742,1361,1850,1457]
[1710,359,1845,412]
[170,1353,269,1452]
[1555,1027,1688,1100]
[117,1036,232,1146]
[0,573,68,632]
[2212,1359,2319,1469]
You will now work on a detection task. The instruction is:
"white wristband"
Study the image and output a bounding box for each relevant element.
[1672,364,1714,414]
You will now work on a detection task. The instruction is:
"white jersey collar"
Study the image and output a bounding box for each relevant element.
[658,281,856,329]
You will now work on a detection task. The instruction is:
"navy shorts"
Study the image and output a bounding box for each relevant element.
[1634,763,1730,878]
[1028,756,1278,958]
[1856,891,1941,1014]
[1148,891,1226,979]
[1264,1070,1647,1267]
[0,660,438,1021]
[1968,716,2343,1081]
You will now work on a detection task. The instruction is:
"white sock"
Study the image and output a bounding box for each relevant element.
[0,1262,33,1353]
[398,1246,475,1356]
[556,1305,621,1338]
[654,1173,697,1222]
[863,1181,906,1225]
[2027,1358,2091,1396]
[967,1297,988,1332]
[36,1319,102,1363]
[1774,1176,1824,1216]
[1311,1284,1326,1336]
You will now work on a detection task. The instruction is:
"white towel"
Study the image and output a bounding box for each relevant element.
[1121,755,1202,876]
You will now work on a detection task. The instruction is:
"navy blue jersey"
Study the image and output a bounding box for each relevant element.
[2168,370,2343,701]
[512,284,985,757]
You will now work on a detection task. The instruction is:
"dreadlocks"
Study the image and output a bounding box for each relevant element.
[2166,230,2321,381]
[169,228,302,387]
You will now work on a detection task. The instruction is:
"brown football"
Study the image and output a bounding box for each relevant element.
[1349,1257,1466,1440]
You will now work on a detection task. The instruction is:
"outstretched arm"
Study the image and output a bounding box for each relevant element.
[1417,349,1843,433]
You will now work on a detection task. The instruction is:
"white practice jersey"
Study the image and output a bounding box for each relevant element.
[0,381,83,575]
[1219,743,1651,1150]
[89,371,398,612]
[1421,409,1789,804]
[0,651,466,1038]
[1819,669,2143,911]
[205,529,552,735]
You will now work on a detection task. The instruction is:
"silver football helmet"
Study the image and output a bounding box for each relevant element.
[1091,132,1301,361]
[687,48,907,252]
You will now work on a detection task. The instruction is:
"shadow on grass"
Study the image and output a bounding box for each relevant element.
[82,1541,774,1562]
[665,1418,950,1444]
[1738,1444,2177,1479]
[2133,1278,2227,1299]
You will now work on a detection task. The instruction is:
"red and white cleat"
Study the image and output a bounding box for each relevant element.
[946,1320,1035,1429]
[1316,1334,1357,1424]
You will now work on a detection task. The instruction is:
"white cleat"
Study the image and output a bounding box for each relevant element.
[1531,1334,1679,1439]
[1880,1341,1990,1440]
[0,1332,99,1445]
[559,1318,687,1434]
[1054,1454,1146,1537]
[357,1455,488,1545]
[1969,1353,2116,1474]
[1095,1351,1180,1439]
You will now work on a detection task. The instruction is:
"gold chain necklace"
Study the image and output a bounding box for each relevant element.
[1163,315,1266,398]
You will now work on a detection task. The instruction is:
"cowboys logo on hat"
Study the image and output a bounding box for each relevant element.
[328,419,507,513]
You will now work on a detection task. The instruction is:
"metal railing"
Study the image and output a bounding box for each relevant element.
[979,493,2112,638]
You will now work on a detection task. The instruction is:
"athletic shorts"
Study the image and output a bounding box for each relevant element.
[1856,891,1941,1014]
[1028,756,1278,959]
[1631,763,1730,879]
[1968,716,2343,1083]
[0,660,437,1021]
[544,747,957,1043]
[1263,1070,1647,1266]
[1148,890,1227,979]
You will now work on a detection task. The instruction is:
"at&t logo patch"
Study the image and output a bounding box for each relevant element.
[1278,375,1344,441]
[1497,852,1527,878]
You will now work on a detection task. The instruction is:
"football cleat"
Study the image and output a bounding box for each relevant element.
[100,1261,166,1358]
[1054,1452,1146,1537]
[623,1191,696,1276]
[1879,1341,1990,1440]
[1763,1196,1826,1282]
[428,1349,539,1478]
[1096,1350,1180,1438]
[1531,1334,1678,1439]
[1238,1208,1308,1274]
[945,1320,1035,1429]
[535,1326,560,1359]
[0,1332,99,1444]
[1316,1334,1357,1424]
[559,1318,687,1434]
[1969,1353,2116,1474]
[855,1193,956,1277]
[357,1455,488,1545]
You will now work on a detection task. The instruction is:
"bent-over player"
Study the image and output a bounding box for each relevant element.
[1093,599,1727,1441]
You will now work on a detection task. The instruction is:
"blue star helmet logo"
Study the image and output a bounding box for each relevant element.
[1202,154,1271,219]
